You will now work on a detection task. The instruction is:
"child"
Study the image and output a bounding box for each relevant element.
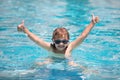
[17,14,99,68]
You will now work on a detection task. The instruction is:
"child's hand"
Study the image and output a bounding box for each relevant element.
[68,61,78,67]
[92,14,99,24]
[17,20,25,32]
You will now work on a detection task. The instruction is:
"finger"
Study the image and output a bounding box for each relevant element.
[96,16,99,22]
[92,13,95,19]
[22,20,24,25]
[91,14,96,23]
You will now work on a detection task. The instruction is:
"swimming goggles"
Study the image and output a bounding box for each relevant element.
[54,39,69,44]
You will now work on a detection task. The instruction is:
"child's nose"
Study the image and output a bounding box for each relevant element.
[59,42,64,45]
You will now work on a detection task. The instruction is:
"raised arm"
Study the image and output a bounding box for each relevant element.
[17,20,51,51]
[70,14,99,49]
[65,14,99,64]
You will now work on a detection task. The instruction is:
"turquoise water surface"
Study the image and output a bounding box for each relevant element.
[0,0,120,80]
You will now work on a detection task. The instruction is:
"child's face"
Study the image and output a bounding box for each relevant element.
[52,28,69,51]
[53,38,69,51]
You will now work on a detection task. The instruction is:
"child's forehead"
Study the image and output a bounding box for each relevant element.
[59,34,66,37]
[56,33,67,37]
[54,34,68,39]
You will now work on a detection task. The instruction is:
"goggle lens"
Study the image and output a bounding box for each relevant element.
[54,40,69,44]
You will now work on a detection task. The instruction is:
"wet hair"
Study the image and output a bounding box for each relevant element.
[52,27,69,40]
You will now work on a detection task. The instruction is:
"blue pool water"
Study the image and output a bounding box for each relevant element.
[0,0,120,80]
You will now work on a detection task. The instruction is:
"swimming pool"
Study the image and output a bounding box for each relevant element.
[0,0,120,80]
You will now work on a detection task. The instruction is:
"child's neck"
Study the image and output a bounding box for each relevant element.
[53,48,66,54]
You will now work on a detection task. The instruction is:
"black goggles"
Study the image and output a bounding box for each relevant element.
[54,39,69,44]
